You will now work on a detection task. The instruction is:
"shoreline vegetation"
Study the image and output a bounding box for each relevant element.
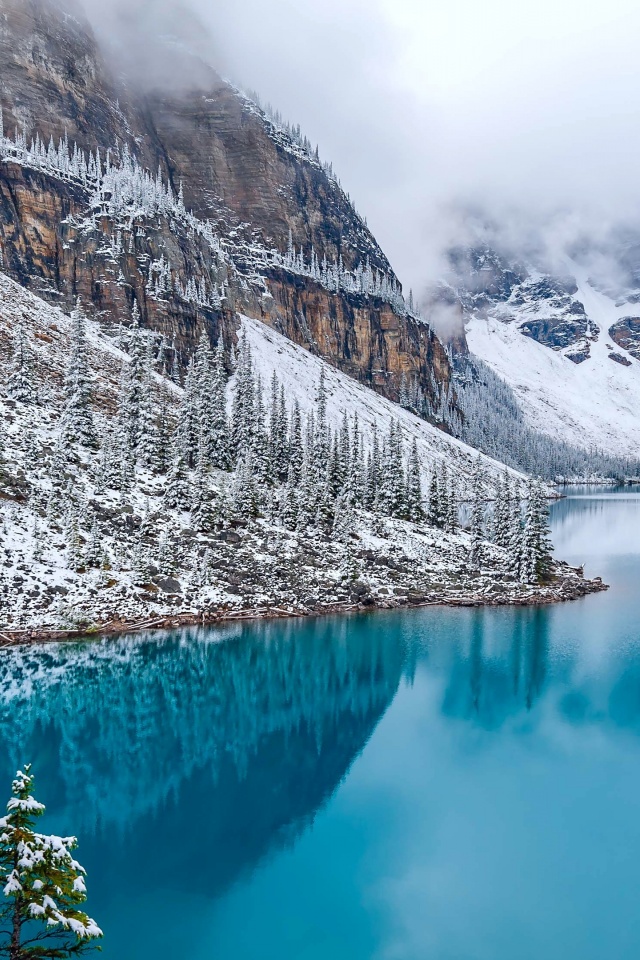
[0,562,607,648]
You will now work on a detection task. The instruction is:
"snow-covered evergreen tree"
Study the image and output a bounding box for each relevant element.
[209,336,230,470]
[6,322,33,404]
[492,469,511,548]
[405,439,423,522]
[230,333,255,462]
[0,766,102,958]
[469,460,485,567]
[520,480,553,583]
[60,300,96,448]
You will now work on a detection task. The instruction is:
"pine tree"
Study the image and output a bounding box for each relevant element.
[137,342,158,469]
[85,517,102,569]
[230,333,255,462]
[508,481,524,579]
[121,303,146,456]
[164,453,192,510]
[251,376,270,481]
[209,336,229,470]
[427,472,442,528]
[289,400,304,483]
[0,416,6,478]
[175,359,199,467]
[333,489,355,542]
[297,453,320,528]
[348,411,363,505]
[469,461,485,567]
[155,387,172,475]
[315,368,330,469]
[405,439,423,522]
[492,469,511,548]
[365,424,381,510]
[315,479,335,533]
[6,323,32,405]
[521,479,553,582]
[444,470,458,533]
[60,300,96,448]
[66,517,83,573]
[231,455,259,520]
[279,464,298,530]
[0,765,102,959]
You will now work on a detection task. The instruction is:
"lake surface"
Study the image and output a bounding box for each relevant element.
[2,487,640,959]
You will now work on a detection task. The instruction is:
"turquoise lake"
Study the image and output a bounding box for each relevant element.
[2,486,640,959]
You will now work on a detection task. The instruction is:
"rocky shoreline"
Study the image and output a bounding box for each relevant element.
[0,564,608,648]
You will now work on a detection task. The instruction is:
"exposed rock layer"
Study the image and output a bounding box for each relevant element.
[0,0,452,405]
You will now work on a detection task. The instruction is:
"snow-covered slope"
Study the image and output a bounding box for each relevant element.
[464,263,640,456]
[242,315,523,492]
[5,274,583,636]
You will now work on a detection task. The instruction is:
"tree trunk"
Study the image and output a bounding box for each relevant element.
[10,900,21,960]
[9,847,21,960]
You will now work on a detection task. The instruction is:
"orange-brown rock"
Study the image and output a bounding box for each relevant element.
[0,0,455,410]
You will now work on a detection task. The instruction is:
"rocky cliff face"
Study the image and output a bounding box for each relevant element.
[432,245,601,364]
[0,0,452,410]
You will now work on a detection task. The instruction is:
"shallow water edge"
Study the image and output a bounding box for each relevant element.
[0,561,607,647]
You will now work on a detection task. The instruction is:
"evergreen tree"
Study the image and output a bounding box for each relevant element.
[492,469,511,548]
[507,481,524,578]
[405,439,423,522]
[315,479,335,533]
[137,346,158,470]
[295,466,316,531]
[0,415,6,477]
[164,453,192,510]
[60,301,96,448]
[231,455,259,520]
[251,376,270,481]
[289,400,304,483]
[444,471,458,533]
[7,323,33,405]
[175,358,199,467]
[333,489,355,542]
[279,464,298,530]
[230,333,255,462]
[314,368,330,470]
[469,461,485,567]
[427,471,442,528]
[209,336,230,470]
[348,411,363,505]
[520,479,553,582]
[365,425,381,510]
[155,388,172,475]
[121,303,146,455]
[0,765,102,959]
[85,518,102,569]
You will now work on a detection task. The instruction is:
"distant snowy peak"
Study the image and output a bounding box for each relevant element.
[440,245,640,456]
[443,243,640,366]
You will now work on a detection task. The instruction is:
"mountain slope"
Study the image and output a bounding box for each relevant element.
[0,0,452,414]
[242,314,517,490]
[437,246,640,458]
[0,274,602,635]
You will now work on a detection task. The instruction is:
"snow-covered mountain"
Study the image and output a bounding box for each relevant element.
[0,272,600,635]
[437,246,640,459]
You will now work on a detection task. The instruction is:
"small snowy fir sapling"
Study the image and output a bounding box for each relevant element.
[0,765,102,959]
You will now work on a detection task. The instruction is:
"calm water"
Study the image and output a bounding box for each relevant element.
[2,487,640,959]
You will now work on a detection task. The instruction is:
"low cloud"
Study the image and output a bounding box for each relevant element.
[79,0,640,292]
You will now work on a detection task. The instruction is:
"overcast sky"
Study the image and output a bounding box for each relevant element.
[83,0,640,294]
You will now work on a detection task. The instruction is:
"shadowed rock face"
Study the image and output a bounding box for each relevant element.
[609,317,640,361]
[0,0,453,408]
